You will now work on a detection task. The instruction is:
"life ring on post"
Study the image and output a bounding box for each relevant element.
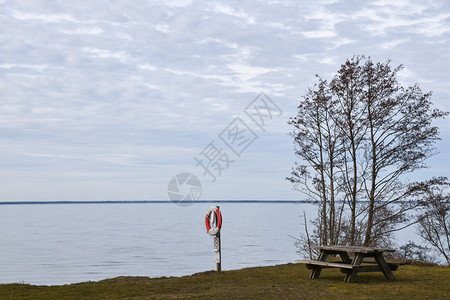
[205,206,222,236]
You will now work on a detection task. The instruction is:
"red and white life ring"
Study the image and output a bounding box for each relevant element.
[205,206,222,236]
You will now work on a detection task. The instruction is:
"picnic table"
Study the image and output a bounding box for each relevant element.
[296,245,399,282]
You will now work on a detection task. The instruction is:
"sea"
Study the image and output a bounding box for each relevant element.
[0,201,417,286]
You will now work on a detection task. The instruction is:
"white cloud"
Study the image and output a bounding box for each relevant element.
[92,154,154,167]
[353,2,450,37]
[197,38,238,49]
[372,0,429,14]
[227,63,278,81]
[327,38,355,49]
[300,30,337,38]
[267,22,292,31]
[0,63,50,71]
[292,54,313,63]
[82,47,129,62]
[60,27,103,35]
[157,0,193,8]
[397,67,416,83]
[415,15,450,37]
[301,8,343,39]
[20,152,80,160]
[209,3,255,25]
[115,32,132,40]
[10,9,80,23]
[139,64,157,71]
[317,57,336,65]
[380,39,409,49]
[154,23,172,33]
[201,98,228,111]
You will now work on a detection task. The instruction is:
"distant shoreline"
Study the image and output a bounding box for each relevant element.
[0,200,315,205]
[0,200,417,205]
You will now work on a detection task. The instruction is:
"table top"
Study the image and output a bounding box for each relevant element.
[312,245,395,253]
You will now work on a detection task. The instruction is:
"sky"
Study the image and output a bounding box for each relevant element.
[0,0,449,202]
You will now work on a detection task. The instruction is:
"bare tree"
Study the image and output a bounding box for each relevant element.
[288,56,448,254]
[394,241,435,264]
[359,59,447,245]
[416,177,450,265]
[330,56,367,245]
[287,76,346,246]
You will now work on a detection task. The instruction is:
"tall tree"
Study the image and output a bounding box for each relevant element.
[360,59,446,245]
[287,77,345,246]
[288,56,447,250]
[330,57,366,245]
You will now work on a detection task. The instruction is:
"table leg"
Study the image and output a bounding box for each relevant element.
[338,251,352,264]
[310,250,329,279]
[344,253,364,282]
[374,253,396,281]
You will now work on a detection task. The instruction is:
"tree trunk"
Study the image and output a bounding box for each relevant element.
[349,121,358,246]
[364,104,376,246]
[318,131,328,245]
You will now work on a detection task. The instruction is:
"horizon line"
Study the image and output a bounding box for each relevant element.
[0,200,313,205]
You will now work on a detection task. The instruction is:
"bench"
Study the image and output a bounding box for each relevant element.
[361,259,408,271]
[296,260,356,274]
[296,259,403,273]
[296,260,356,269]
[296,245,400,282]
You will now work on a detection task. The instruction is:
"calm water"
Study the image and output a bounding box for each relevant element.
[0,203,318,285]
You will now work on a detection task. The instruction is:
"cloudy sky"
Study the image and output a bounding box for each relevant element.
[0,0,449,201]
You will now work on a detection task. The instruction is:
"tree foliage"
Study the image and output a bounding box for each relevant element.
[416,177,450,265]
[288,56,448,250]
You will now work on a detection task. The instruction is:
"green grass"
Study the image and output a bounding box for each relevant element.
[0,263,449,299]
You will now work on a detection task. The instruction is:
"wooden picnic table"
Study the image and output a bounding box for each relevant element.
[296,245,398,282]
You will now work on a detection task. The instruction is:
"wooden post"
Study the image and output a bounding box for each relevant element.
[214,232,221,272]
[206,205,222,272]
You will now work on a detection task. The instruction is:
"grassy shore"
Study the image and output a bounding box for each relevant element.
[1,263,449,299]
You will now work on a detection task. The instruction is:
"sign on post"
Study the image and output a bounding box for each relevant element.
[205,206,222,272]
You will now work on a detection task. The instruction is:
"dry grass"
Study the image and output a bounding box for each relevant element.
[0,263,449,299]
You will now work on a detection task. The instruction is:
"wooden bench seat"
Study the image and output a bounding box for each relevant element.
[361,259,408,271]
[295,260,356,269]
[296,259,404,272]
